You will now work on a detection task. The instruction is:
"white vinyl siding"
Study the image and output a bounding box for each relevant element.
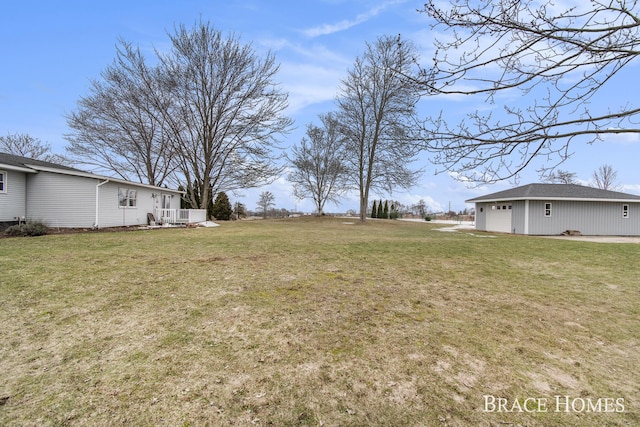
[98,182,156,227]
[527,200,640,235]
[26,171,96,228]
[0,170,27,221]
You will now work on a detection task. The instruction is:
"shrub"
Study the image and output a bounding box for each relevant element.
[22,222,48,236]
[424,215,432,221]
[211,192,233,220]
[4,225,24,237]
[3,221,48,237]
[381,200,389,219]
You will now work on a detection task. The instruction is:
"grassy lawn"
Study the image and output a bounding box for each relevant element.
[1,217,638,426]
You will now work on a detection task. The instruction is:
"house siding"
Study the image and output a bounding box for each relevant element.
[511,200,526,234]
[26,171,97,228]
[527,200,640,236]
[96,182,178,228]
[0,170,27,222]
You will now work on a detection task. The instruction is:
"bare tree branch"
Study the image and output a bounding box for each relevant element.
[417,0,640,182]
[66,41,176,186]
[336,35,424,221]
[1,133,67,164]
[592,163,621,189]
[287,113,348,215]
[159,22,293,209]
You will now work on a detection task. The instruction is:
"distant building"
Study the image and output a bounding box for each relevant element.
[0,152,191,229]
[466,183,640,236]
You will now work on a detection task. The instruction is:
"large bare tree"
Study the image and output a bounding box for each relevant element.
[66,41,176,187]
[418,0,640,182]
[256,191,275,219]
[159,22,293,210]
[287,113,348,215]
[66,22,292,209]
[1,133,66,164]
[544,170,577,184]
[336,35,423,222]
[592,164,621,190]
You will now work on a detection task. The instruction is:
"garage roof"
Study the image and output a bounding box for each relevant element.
[466,184,640,203]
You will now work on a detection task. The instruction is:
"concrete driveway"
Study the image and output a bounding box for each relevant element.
[541,235,640,243]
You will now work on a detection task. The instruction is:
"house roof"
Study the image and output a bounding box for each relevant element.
[0,152,85,173]
[466,183,640,203]
[0,152,183,194]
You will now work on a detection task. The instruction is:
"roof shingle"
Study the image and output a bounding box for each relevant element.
[466,183,640,202]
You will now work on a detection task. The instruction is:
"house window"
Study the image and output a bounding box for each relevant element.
[544,203,552,217]
[0,171,5,193]
[118,188,137,208]
[623,204,629,218]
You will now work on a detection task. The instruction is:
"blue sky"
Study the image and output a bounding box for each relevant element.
[2,0,639,213]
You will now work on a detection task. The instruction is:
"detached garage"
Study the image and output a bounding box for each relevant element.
[466,184,640,236]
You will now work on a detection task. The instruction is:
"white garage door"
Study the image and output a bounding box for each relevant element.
[486,204,512,233]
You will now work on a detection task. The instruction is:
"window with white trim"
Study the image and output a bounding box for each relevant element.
[0,171,6,193]
[544,203,552,217]
[118,188,137,208]
[623,204,629,218]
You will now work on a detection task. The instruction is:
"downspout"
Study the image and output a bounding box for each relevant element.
[95,179,110,228]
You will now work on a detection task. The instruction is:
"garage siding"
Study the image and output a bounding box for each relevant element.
[527,200,640,235]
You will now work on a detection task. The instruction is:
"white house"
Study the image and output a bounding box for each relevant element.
[0,152,205,229]
[466,183,640,236]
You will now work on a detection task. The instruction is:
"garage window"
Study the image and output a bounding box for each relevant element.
[623,204,629,218]
[544,203,552,217]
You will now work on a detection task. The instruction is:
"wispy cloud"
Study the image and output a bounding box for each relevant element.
[302,0,406,37]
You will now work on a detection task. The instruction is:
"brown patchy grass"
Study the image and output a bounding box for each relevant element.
[0,217,638,426]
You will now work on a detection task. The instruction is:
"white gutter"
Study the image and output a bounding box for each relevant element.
[95,179,110,228]
[467,196,640,203]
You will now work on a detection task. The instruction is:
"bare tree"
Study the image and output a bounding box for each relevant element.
[1,133,66,163]
[544,170,577,184]
[418,0,640,182]
[336,35,423,222]
[159,22,293,210]
[66,41,176,187]
[65,22,292,209]
[287,113,347,215]
[592,164,620,190]
[257,191,275,218]
[412,199,427,217]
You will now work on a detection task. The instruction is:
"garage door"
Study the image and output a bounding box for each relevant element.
[486,204,512,233]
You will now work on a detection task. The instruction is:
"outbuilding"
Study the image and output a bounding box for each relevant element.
[466,183,640,236]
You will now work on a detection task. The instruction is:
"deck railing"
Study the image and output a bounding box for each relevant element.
[155,209,207,225]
